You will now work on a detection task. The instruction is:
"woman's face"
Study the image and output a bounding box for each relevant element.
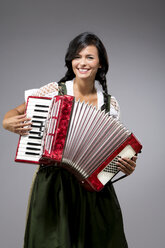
[72,45,101,82]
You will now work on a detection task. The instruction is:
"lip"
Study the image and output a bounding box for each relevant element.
[77,68,90,73]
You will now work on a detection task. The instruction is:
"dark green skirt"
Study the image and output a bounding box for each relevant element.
[24,165,128,248]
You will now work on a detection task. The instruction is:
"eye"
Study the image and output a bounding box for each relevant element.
[87,56,94,60]
[74,55,81,59]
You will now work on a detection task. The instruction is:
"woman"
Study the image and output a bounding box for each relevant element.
[3,32,137,248]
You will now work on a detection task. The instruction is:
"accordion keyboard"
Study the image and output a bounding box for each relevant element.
[16,97,52,162]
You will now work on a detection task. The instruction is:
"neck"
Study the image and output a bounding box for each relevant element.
[73,78,96,96]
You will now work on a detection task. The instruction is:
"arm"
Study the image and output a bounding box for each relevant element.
[2,103,32,135]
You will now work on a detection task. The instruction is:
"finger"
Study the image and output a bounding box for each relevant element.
[14,130,29,136]
[117,158,135,175]
[117,163,134,175]
[17,126,32,135]
[132,156,137,162]
[20,132,29,136]
[15,122,32,128]
[121,157,136,168]
[16,127,32,132]
[16,114,28,119]
[17,131,29,136]
[15,114,31,122]
[17,117,31,123]
[117,164,130,175]
[117,161,133,173]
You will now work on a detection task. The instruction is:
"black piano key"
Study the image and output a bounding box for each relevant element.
[32,120,44,124]
[31,124,41,128]
[32,115,47,119]
[27,142,41,146]
[30,126,44,133]
[25,152,40,155]
[26,147,41,151]
[28,136,43,139]
[31,121,45,132]
[35,104,49,108]
[29,131,42,135]
[34,109,48,113]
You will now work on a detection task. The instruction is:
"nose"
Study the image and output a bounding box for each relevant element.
[79,57,86,66]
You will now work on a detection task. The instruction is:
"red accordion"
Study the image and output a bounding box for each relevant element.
[15,95,142,191]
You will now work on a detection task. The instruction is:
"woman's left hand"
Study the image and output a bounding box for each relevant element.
[117,156,137,175]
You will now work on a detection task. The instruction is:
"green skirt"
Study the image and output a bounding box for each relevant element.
[24,165,128,248]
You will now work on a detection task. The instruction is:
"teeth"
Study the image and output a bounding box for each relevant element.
[79,69,88,72]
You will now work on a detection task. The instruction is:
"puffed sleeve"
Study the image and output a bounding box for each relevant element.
[110,96,120,119]
[24,88,39,102]
[24,82,59,102]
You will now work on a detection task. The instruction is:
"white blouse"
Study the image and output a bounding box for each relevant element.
[25,80,120,119]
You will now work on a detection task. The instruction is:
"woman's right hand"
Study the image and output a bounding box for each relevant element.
[3,113,32,136]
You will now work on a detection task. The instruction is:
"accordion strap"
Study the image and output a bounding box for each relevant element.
[111,174,128,184]
[58,82,67,95]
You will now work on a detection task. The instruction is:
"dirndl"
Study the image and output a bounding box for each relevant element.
[24,164,128,248]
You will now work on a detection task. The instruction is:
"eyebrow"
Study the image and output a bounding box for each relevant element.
[76,53,95,56]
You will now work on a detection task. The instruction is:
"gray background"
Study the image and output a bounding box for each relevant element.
[0,0,164,247]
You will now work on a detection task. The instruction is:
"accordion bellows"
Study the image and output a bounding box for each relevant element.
[15,95,142,191]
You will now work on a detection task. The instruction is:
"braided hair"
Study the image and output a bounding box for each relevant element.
[58,32,109,110]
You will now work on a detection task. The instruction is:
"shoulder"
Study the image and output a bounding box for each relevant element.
[109,95,120,119]
[24,82,59,102]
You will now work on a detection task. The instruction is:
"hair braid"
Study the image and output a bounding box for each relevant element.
[95,66,109,111]
[57,71,75,85]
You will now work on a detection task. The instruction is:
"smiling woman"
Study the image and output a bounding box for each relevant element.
[3,32,137,248]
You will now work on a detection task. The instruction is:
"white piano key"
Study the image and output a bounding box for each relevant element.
[16,154,41,162]
[27,103,50,108]
[31,120,46,126]
[17,150,41,155]
[19,137,42,143]
[29,127,43,132]
[18,145,42,151]
[27,107,49,111]
[26,111,48,118]
[27,103,51,107]
[28,98,51,105]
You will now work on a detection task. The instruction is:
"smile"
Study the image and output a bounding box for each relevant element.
[77,68,90,73]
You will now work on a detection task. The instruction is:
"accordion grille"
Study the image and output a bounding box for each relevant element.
[62,101,131,179]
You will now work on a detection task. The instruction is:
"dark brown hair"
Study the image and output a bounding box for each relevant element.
[58,32,109,110]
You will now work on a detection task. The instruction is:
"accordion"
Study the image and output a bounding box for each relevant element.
[15,95,142,191]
